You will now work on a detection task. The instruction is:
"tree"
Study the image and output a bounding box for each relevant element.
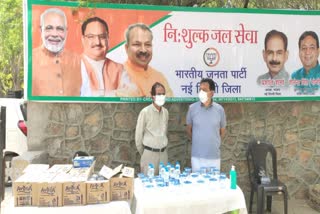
[0,0,23,96]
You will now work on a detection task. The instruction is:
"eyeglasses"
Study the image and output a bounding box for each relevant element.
[84,34,108,41]
[42,25,66,33]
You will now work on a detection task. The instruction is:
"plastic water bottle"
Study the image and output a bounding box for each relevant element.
[169,164,175,180]
[163,167,169,187]
[147,163,155,180]
[166,162,171,169]
[174,161,181,182]
[230,165,237,189]
[175,161,181,174]
[159,161,164,174]
[159,163,166,178]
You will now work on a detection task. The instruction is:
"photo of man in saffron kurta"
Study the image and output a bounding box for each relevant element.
[123,23,174,97]
[32,8,82,96]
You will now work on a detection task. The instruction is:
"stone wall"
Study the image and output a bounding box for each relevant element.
[28,101,320,200]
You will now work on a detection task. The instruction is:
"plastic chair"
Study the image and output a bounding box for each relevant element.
[246,140,288,214]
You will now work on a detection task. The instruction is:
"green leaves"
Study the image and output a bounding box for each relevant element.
[0,0,23,96]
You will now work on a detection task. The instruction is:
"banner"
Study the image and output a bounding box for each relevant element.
[25,0,320,102]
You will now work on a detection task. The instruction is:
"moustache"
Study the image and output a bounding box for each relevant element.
[90,44,104,49]
[269,60,280,65]
[46,36,63,42]
[137,52,149,58]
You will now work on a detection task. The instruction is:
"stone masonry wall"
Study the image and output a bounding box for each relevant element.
[28,101,320,200]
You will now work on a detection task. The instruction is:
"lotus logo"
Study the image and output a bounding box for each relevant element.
[203,47,220,67]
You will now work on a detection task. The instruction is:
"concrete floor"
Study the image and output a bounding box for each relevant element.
[268,199,319,214]
[243,194,319,214]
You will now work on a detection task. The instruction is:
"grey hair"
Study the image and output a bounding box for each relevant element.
[40,8,67,29]
[125,23,153,44]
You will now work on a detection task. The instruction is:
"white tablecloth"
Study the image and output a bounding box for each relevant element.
[2,198,131,214]
[133,178,248,214]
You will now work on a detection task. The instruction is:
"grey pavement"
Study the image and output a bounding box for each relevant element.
[270,199,319,214]
[243,194,319,214]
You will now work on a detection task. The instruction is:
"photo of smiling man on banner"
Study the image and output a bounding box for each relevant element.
[257,30,289,88]
[80,16,139,97]
[291,31,320,95]
[32,8,82,96]
[123,23,174,97]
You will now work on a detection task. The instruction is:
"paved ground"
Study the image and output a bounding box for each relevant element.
[2,187,319,213]
[240,194,319,214]
[270,199,319,214]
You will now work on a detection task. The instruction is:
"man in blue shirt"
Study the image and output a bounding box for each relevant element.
[186,78,226,172]
[291,31,320,95]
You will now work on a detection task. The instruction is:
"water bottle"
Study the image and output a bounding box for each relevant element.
[163,167,169,187]
[147,163,155,181]
[159,163,166,178]
[230,165,237,189]
[159,161,164,175]
[174,161,181,183]
[169,164,175,180]
[175,161,181,174]
[166,162,171,170]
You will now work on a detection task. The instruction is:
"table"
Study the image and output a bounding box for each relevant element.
[2,198,131,214]
[133,178,248,214]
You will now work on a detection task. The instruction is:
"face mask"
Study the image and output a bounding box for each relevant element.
[154,95,166,107]
[198,90,208,103]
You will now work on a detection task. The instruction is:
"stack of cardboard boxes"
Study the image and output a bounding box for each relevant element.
[12,157,134,207]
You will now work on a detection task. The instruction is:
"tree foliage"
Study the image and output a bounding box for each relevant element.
[73,0,320,9]
[0,0,23,96]
[200,0,320,9]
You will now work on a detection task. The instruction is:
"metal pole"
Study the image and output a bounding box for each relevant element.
[0,106,6,204]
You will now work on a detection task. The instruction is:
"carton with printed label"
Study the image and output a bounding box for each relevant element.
[37,181,63,207]
[13,173,39,206]
[99,164,134,201]
[86,180,110,204]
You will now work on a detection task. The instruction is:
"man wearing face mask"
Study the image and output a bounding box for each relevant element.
[186,78,226,172]
[135,82,168,175]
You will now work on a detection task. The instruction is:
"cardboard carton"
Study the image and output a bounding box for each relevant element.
[13,173,39,206]
[23,164,50,174]
[60,162,95,206]
[13,161,96,207]
[110,176,133,201]
[37,181,63,207]
[62,181,86,206]
[99,164,134,202]
[47,164,73,174]
[86,180,110,204]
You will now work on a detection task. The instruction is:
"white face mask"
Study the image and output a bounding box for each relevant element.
[154,95,166,107]
[198,90,208,103]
